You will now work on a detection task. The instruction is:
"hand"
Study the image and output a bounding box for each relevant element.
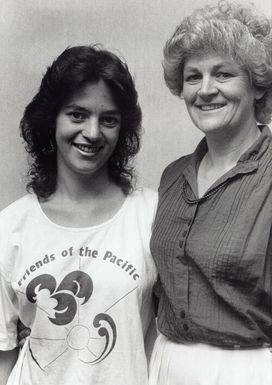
[17,319,31,349]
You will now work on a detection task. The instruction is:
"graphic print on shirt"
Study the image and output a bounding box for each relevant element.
[18,246,140,371]
[26,271,93,325]
[23,269,128,370]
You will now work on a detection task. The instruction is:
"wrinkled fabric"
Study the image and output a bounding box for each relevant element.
[0,188,157,385]
[149,333,272,385]
[151,126,272,347]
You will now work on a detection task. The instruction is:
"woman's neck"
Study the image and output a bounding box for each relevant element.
[197,122,260,198]
[205,122,260,167]
[39,167,126,228]
[53,166,114,202]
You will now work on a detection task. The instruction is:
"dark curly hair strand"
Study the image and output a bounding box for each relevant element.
[20,45,142,198]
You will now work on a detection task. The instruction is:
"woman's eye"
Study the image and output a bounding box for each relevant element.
[68,112,86,122]
[216,72,233,80]
[184,74,201,83]
[100,116,120,127]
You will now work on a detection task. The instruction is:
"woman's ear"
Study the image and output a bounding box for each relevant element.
[255,88,266,101]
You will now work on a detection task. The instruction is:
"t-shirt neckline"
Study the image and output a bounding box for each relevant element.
[33,193,131,232]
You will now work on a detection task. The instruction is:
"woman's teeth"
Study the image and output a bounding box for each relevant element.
[199,104,225,111]
[73,144,101,153]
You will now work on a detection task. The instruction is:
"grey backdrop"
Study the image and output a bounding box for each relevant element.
[1,0,271,209]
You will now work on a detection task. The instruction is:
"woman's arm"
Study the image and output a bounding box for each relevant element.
[144,314,158,365]
[17,320,31,349]
[0,348,18,384]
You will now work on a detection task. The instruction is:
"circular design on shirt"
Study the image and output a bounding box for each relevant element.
[67,325,90,350]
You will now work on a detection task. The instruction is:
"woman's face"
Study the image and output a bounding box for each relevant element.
[182,52,261,136]
[55,79,121,180]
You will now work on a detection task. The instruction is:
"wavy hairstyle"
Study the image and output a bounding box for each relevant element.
[163,0,272,124]
[20,45,142,198]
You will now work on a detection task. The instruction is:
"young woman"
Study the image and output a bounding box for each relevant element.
[149,1,272,384]
[0,45,157,385]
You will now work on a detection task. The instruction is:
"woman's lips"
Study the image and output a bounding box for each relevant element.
[73,143,103,154]
[197,103,226,111]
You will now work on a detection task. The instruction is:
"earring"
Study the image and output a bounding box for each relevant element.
[42,140,55,155]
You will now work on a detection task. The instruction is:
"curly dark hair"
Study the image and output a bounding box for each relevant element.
[20,45,142,198]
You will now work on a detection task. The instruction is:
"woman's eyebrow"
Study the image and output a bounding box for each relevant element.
[63,104,121,115]
[63,104,89,112]
[183,66,198,72]
[184,62,235,73]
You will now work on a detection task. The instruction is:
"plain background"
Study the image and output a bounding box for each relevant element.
[0,0,271,210]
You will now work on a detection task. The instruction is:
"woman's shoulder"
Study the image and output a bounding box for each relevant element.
[134,185,158,196]
[163,154,192,178]
[159,154,193,192]
[131,186,158,203]
[0,194,37,226]
[127,186,158,216]
[0,194,38,277]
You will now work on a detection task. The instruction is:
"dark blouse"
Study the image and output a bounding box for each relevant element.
[150,126,272,348]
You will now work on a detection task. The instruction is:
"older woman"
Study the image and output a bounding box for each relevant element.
[149,1,272,384]
[0,45,157,385]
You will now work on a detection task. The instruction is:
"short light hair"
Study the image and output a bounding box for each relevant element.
[163,0,272,124]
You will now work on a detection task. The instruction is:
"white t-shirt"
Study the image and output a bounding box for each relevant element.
[0,187,158,385]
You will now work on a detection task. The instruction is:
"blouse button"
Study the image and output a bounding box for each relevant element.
[176,255,187,265]
[183,323,189,332]
[180,310,186,319]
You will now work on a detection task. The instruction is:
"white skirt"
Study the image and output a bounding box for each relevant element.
[149,334,272,385]
[7,337,29,385]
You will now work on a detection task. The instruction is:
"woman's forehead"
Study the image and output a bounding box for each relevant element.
[183,52,239,70]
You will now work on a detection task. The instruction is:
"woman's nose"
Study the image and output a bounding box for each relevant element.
[82,118,101,139]
[197,76,218,98]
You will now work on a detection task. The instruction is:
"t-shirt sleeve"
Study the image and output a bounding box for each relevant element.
[0,203,21,350]
[0,270,18,350]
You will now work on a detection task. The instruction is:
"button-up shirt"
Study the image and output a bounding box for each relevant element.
[150,126,272,348]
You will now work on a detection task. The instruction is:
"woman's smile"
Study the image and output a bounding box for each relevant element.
[183,53,259,136]
[196,103,226,112]
[72,142,104,156]
[196,103,226,111]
